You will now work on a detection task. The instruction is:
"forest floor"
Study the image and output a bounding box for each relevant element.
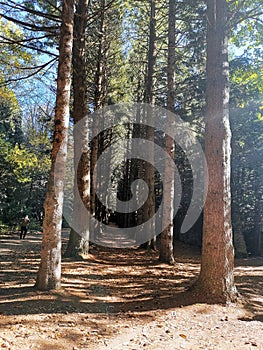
[0,230,262,350]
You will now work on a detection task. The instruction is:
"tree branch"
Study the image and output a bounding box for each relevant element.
[0,34,54,45]
[228,2,263,27]
[0,58,57,86]
[0,13,58,33]
[0,36,58,57]
[0,1,60,21]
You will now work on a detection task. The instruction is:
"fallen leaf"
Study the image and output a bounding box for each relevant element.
[179,333,187,339]
[1,341,10,349]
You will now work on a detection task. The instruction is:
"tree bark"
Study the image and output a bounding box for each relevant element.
[194,0,238,303]
[64,0,90,260]
[159,0,176,264]
[139,0,156,250]
[253,169,263,256]
[90,0,107,219]
[35,0,74,290]
[144,0,156,106]
[232,166,247,258]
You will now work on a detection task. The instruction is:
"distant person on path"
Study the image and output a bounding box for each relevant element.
[20,215,30,239]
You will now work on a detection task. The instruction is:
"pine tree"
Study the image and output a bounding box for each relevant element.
[64,0,90,259]
[194,0,238,303]
[159,0,176,264]
[35,0,74,290]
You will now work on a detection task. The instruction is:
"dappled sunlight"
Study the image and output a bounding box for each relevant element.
[234,257,263,318]
[0,234,262,349]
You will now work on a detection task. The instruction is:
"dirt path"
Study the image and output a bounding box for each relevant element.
[0,231,262,350]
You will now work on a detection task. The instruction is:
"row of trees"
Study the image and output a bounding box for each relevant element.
[1,0,262,254]
[0,0,262,301]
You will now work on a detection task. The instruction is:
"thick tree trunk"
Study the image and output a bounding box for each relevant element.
[194,0,238,303]
[64,0,90,260]
[159,0,176,264]
[64,229,90,259]
[35,0,74,290]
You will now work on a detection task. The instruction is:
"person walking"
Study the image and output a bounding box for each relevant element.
[20,215,30,239]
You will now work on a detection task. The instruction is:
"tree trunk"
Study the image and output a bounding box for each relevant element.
[144,0,156,106]
[64,0,90,260]
[232,166,247,258]
[90,0,107,218]
[159,0,176,264]
[253,169,263,256]
[194,0,238,303]
[35,0,74,290]
[139,0,156,250]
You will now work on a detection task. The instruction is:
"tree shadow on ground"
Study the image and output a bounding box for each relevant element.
[234,257,263,322]
[0,234,262,322]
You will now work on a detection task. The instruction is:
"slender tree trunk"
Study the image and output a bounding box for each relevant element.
[64,0,90,260]
[139,0,156,249]
[35,0,74,290]
[90,0,107,218]
[144,0,156,106]
[253,169,262,256]
[94,0,107,111]
[159,0,176,264]
[232,165,247,257]
[116,127,132,228]
[194,0,238,303]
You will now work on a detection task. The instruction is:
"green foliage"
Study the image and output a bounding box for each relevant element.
[230,56,263,254]
[85,0,131,107]
[0,19,33,82]
[0,86,23,144]
[228,0,263,62]
[0,222,11,235]
[123,0,207,129]
[6,145,38,183]
[0,84,51,226]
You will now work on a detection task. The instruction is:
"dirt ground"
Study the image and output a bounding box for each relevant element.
[0,231,262,350]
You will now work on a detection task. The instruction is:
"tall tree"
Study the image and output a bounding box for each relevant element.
[90,0,107,219]
[88,0,129,221]
[194,0,238,303]
[138,0,157,249]
[35,0,74,290]
[64,0,90,259]
[159,0,176,264]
